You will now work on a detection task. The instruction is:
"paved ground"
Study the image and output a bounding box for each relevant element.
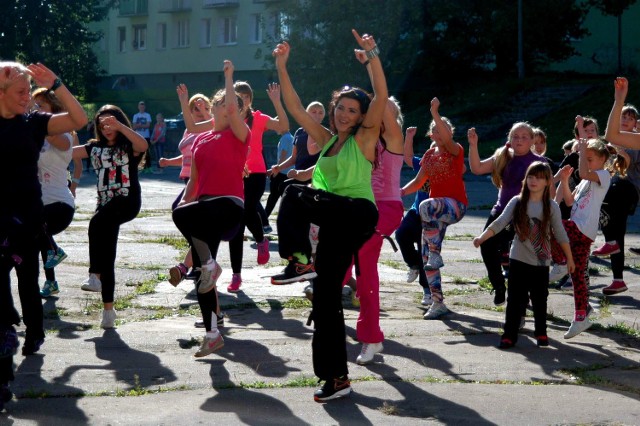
[2,168,640,425]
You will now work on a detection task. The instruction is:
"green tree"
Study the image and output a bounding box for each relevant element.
[0,0,115,98]
[589,0,638,72]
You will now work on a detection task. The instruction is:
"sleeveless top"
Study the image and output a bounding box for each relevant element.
[312,135,374,203]
[371,141,403,202]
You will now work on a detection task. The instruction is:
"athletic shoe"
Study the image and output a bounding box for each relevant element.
[81,274,102,292]
[313,376,352,402]
[101,309,117,329]
[421,293,433,307]
[356,342,383,365]
[263,225,273,234]
[629,247,640,255]
[197,258,222,294]
[22,337,44,356]
[0,383,12,412]
[257,239,270,265]
[303,283,314,301]
[271,260,317,285]
[493,287,506,307]
[564,318,592,339]
[591,242,620,257]
[537,335,549,347]
[519,316,526,330]
[561,277,574,292]
[169,263,187,287]
[498,338,515,349]
[406,267,420,283]
[185,268,199,281]
[40,280,59,298]
[603,280,628,295]
[194,314,224,329]
[500,251,510,267]
[425,252,444,270]
[549,263,568,283]
[44,247,67,269]
[0,326,19,359]
[423,302,449,319]
[226,274,242,293]
[194,334,224,357]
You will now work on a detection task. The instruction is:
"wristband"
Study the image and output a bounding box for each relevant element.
[49,78,63,92]
[365,45,380,60]
[71,177,80,184]
[363,60,370,67]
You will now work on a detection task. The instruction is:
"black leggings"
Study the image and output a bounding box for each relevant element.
[264,173,288,217]
[480,211,514,292]
[229,173,266,273]
[173,197,243,331]
[277,184,378,380]
[600,177,638,280]
[88,196,141,304]
[39,202,74,281]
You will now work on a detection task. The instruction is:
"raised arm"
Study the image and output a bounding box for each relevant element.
[273,42,332,147]
[401,165,428,197]
[177,84,213,134]
[430,97,459,156]
[404,126,418,167]
[265,83,290,133]
[352,29,388,162]
[27,63,88,134]
[100,115,148,154]
[224,60,250,143]
[604,77,640,148]
[467,127,494,175]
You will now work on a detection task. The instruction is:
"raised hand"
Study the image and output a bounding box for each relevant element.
[272,42,290,67]
[467,128,478,147]
[558,164,573,181]
[406,126,417,139]
[26,63,58,89]
[352,29,377,52]
[223,60,234,78]
[266,83,281,102]
[176,84,189,104]
[575,115,585,127]
[614,77,629,103]
[98,115,122,133]
[354,49,368,64]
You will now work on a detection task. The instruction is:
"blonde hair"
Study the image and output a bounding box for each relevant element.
[188,94,211,110]
[0,61,30,91]
[427,117,454,137]
[491,122,534,188]
[389,96,404,127]
[306,101,325,113]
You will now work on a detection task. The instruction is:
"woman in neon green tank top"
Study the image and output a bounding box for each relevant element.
[270,30,388,402]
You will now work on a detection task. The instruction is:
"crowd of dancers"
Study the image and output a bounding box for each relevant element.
[2,29,640,405]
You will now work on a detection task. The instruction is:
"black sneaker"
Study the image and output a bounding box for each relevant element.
[194,314,224,329]
[629,247,640,255]
[0,326,19,359]
[185,268,200,281]
[498,338,515,349]
[313,376,352,402]
[271,260,317,285]
[536,335,549,347]
[0,383,12,411]
[493,287,506,307]
[22,337,44,356]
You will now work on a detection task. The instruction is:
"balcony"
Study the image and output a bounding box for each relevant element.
[203,0,239,8]
[118,0,148,16]
[158,0,192,12]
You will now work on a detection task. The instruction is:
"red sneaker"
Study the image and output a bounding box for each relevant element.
[257,239,270,265]
[602,280,628,295]
[591,242,620,257]
[227,274,242,293]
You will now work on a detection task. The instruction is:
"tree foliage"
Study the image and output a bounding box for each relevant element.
[589,0,638,15]
[0,0,115,98]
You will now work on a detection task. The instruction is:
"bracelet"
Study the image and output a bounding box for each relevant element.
[71,177,80,184]
[363,60,370,67]
[365,45,380,60]
[49,78,63,92]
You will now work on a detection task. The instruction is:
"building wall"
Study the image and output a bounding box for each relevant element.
[551,4,640,74]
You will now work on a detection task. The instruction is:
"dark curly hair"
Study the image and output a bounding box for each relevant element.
[327,86,371,135]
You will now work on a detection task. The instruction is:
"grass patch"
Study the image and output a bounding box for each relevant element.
[136,209,171,219]
[477,277,492,292]
[595,322,640,338]
[444,233,475,241]
[444,287,481,297]
[239,376,318,389]
[460,258,484,263]
[142,235,190,251]
[44,307,69,319]
[281,298,312,309]
[379,260,406,270]
[451,301,505,313]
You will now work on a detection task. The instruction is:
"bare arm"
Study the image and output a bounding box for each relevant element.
[403,127,417,167]
[605,77,640,148]
[159,155,183,168]
[264,83,290,133]
[430,97,459,156]
[177,84,213,134]
[401,165,428,196]
[100,115,149,155]
[224,60,250,143]
[27,63,88,134]
[467,127,494,175]
[576,139,601,183]
[292,165,315,182]
[273,42,332,147]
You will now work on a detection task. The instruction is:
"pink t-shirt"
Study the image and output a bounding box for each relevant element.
[371,141,403,202]
[420,144,468,206]
[245,110,270,174]
[192,127,250,200]
[178,131,197,180]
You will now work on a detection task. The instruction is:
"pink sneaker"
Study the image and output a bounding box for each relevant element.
[602,280,628,295]
[227,274,242,293]
[591,242,620,257]
[257,239,270,265]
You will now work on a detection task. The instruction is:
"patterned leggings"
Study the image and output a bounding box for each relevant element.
[420,197,467,303]
[551,220,593,318]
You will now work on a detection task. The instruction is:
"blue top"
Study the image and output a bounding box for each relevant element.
[277,132,294,174]
[411,156,429,212]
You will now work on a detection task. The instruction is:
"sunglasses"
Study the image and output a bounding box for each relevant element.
[341,85,368,101]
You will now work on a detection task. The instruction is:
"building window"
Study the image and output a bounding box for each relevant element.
[217,16,237,45]
[175,19,190,48]
[249,13,262,44]
[133,25,147,50]
[200,18,211,47]
[118,26,126,52]
[157,23,167,49]
[267,12,289,40]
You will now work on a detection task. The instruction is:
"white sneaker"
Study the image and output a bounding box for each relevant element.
[406,267,420,283]
[194,334,224,357]
[101,309,116,329]
[423,302,449,319]
[197,259,222,294]
[356,342,383,365]
[549,263,568,283]
[421,293,433,306]
[564,318,592,339]
[81,274,102,292]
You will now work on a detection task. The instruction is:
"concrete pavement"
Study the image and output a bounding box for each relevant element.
[2,168,639,425]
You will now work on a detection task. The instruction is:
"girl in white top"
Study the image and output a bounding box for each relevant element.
[32,88,77,298]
